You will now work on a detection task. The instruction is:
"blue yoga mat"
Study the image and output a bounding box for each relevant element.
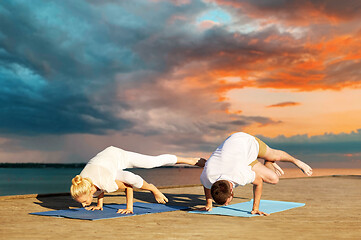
[30,202,188,220]
[189,200,305,217]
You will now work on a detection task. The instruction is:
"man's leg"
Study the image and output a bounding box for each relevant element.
[255,137,284,176]
[262,146,313,176]
[264,160,284,176]
[252,162,279,184]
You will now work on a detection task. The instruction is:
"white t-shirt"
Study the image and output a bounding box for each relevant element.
[80,146,177,195]
[200,132,259,189]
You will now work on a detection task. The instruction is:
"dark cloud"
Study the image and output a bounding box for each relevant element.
[137,24,305,76]
[0,77,132,136]
[325,60,361,88]
[217,0,361,24]
[0,0,212,136]
[257,129,361,155]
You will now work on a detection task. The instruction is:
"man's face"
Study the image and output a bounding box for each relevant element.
[224,185,234,206]
[75,193,93,207]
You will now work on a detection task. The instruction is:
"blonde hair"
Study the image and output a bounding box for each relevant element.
[70,175,93,199]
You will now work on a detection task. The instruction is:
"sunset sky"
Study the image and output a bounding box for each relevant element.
[1,0,360,167]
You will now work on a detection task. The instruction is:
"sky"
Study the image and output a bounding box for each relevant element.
[0,0,361,168]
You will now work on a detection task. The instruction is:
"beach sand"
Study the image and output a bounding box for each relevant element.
[1,170,361,240]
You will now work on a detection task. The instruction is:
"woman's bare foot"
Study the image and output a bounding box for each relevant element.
[195,158,207,167]
[294,159,313,176]
[152,189,168,204]
[177,157,206,167]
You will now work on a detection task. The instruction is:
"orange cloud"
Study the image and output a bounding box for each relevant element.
[266,101,301,108]
[207,32,361,91]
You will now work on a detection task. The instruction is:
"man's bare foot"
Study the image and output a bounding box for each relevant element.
[295,159,313,176]
[152,189,168,204]
[264,160,284,176]
[272,162,284,176]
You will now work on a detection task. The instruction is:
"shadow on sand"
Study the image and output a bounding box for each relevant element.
[34,188,249,211]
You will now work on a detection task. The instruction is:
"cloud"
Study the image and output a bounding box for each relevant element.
[0,0,217,137]
[257,129,361,155]
[1,127,360,165]
[215,0,361,25]
[0,62,132,136]
[115,66,281,142]
[0,0,360,168]
[267,101,301,108]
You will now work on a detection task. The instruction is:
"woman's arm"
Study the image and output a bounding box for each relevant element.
[85,192,104,211]
[97,192,104,209]
[115,180,134,214]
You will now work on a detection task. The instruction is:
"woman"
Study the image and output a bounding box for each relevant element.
[71,146,204,214]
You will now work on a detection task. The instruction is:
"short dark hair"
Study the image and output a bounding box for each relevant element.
[211,180,232,205]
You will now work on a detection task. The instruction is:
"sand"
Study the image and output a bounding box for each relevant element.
[1,170,361,240]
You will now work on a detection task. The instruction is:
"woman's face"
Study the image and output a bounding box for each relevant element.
[75,193,93,207]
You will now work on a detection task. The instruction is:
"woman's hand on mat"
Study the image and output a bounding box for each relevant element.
[117,208,134,214]
[251,209,269,216]
[85,205,103,211]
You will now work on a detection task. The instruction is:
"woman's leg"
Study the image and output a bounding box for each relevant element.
[126,151,178,169]
[125,151,203,169]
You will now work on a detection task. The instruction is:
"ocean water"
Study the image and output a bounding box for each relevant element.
[0,167,203,196]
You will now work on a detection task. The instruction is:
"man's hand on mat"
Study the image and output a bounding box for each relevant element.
[198,205,212,211]
[251,209,269,216]
[85,205,103,211]
[117,208,134,214]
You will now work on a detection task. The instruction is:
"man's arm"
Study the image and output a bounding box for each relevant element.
[197,186,213,211]
[251,174,269,216]
[204,187,213,211]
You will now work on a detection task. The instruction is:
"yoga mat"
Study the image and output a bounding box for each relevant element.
[189,200,305,217]
[30,202,188,220]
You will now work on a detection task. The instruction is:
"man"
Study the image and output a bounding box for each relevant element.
[200,132,312,215]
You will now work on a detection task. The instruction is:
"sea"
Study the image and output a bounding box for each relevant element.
[0,165,203,196]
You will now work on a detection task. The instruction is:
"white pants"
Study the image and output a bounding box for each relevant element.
[83,146,178,191]
[124,151,178,169]
[116,149,178,188]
